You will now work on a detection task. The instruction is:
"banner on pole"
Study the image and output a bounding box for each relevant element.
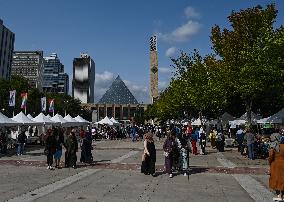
[20,93,28,109]
[41,97,46,112]
[9,90,16,107]
[48,99,55,112]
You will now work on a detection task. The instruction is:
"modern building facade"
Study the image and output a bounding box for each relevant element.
[11,51,44,90]
[43,53,69,94]
[72,53,95,103]
[0,19,15,80]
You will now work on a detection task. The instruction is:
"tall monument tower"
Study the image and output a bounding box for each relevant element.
[149,35,158,103]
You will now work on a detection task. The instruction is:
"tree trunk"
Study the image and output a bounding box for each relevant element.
[245,99,253,125]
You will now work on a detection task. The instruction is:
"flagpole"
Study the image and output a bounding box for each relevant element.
[25,107,26,115]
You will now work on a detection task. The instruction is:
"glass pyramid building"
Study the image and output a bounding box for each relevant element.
[98,75,139,104]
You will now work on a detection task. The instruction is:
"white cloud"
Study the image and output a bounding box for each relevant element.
[184,6,200,18]
[165,47,177,57]
[94,71,115,102]
[158,20,202,43]
[159,80,170,92]
[159,67,172,74]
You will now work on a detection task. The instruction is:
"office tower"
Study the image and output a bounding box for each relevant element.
[72,53,95,103]
[0,19,15,80]
[43,53,68,94]
[11,51,44,90]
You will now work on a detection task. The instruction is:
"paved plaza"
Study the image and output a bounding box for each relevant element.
[0,139,275,202]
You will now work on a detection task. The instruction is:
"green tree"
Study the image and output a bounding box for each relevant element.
[211,4,284,123]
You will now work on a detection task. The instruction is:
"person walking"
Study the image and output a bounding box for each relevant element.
[80,129,93,164]
[179,136,190,176]
[163,132,176,178]
[236,127,244,155]
[191,128,198,155]
[17,128,27,156]
[245,127,255,160]
[141,133,156,176]
[45,129,56,170]
[65,130,78,168]
[268,132,284,201]
[54,128,64,168]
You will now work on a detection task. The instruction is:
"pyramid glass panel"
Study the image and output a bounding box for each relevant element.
[98,75,138,104]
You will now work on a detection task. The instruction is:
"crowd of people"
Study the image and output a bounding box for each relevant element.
[0,121,283,200]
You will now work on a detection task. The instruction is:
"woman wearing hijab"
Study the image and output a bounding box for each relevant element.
[141,133,156,176]
[268,130,284,201]
[80,128,93,164]
[65,130,78,169]
[163,131,176,178]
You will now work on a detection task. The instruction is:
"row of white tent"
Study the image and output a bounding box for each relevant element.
[0,112,90,127]
[229,108,284,128]
[95,116,120,126]
[181,108,284,127]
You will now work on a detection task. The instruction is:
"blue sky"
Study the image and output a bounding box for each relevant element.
[0,0,283,103]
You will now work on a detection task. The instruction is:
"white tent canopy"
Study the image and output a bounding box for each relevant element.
[12,112,40,126]
[27,114,34,119]
[96,116,113,125]
[238,112,261,123]
[51,114,71,127]
[267,108,284,124]
[191,118,202,126]
[229,119,246,128]
[0,112,19,126]
[257,117,270,124]
[110,117,120,124]
[74,115,90,124]
[64,114,82,126]
[33,113,59,125]
[46,114,52,119]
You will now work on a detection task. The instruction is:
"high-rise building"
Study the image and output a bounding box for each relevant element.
[72,53,95,103]
[43,53,69,94]
[11,51,44,90]
[149,35,158,103]
[0,19,15,80]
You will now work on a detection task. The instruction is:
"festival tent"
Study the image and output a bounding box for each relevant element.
[33,113,59,125]
[238,112,262,123]
[27,114,34,119]
[220,112,235,125]
[267,108,284,124]
[64,114,82,126]
[0,112,19,126]
[50,114,71,127]
[12,112,40,125]
[74,115,90,124]
[96,116,114,125]
[110,117,120,125]
[229,119,246,128]
[191,118,202,126]
[257,117,270,124]
[46,114,52,119]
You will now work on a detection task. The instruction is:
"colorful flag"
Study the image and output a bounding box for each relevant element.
[48,99,55,112]
[9,90,16,107]
[41,97,46,112]
[20,93,28,109]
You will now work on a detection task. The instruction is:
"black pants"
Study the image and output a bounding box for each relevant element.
[47,152,53,166]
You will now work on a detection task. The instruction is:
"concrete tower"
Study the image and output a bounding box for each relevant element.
[149,35,158,103]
